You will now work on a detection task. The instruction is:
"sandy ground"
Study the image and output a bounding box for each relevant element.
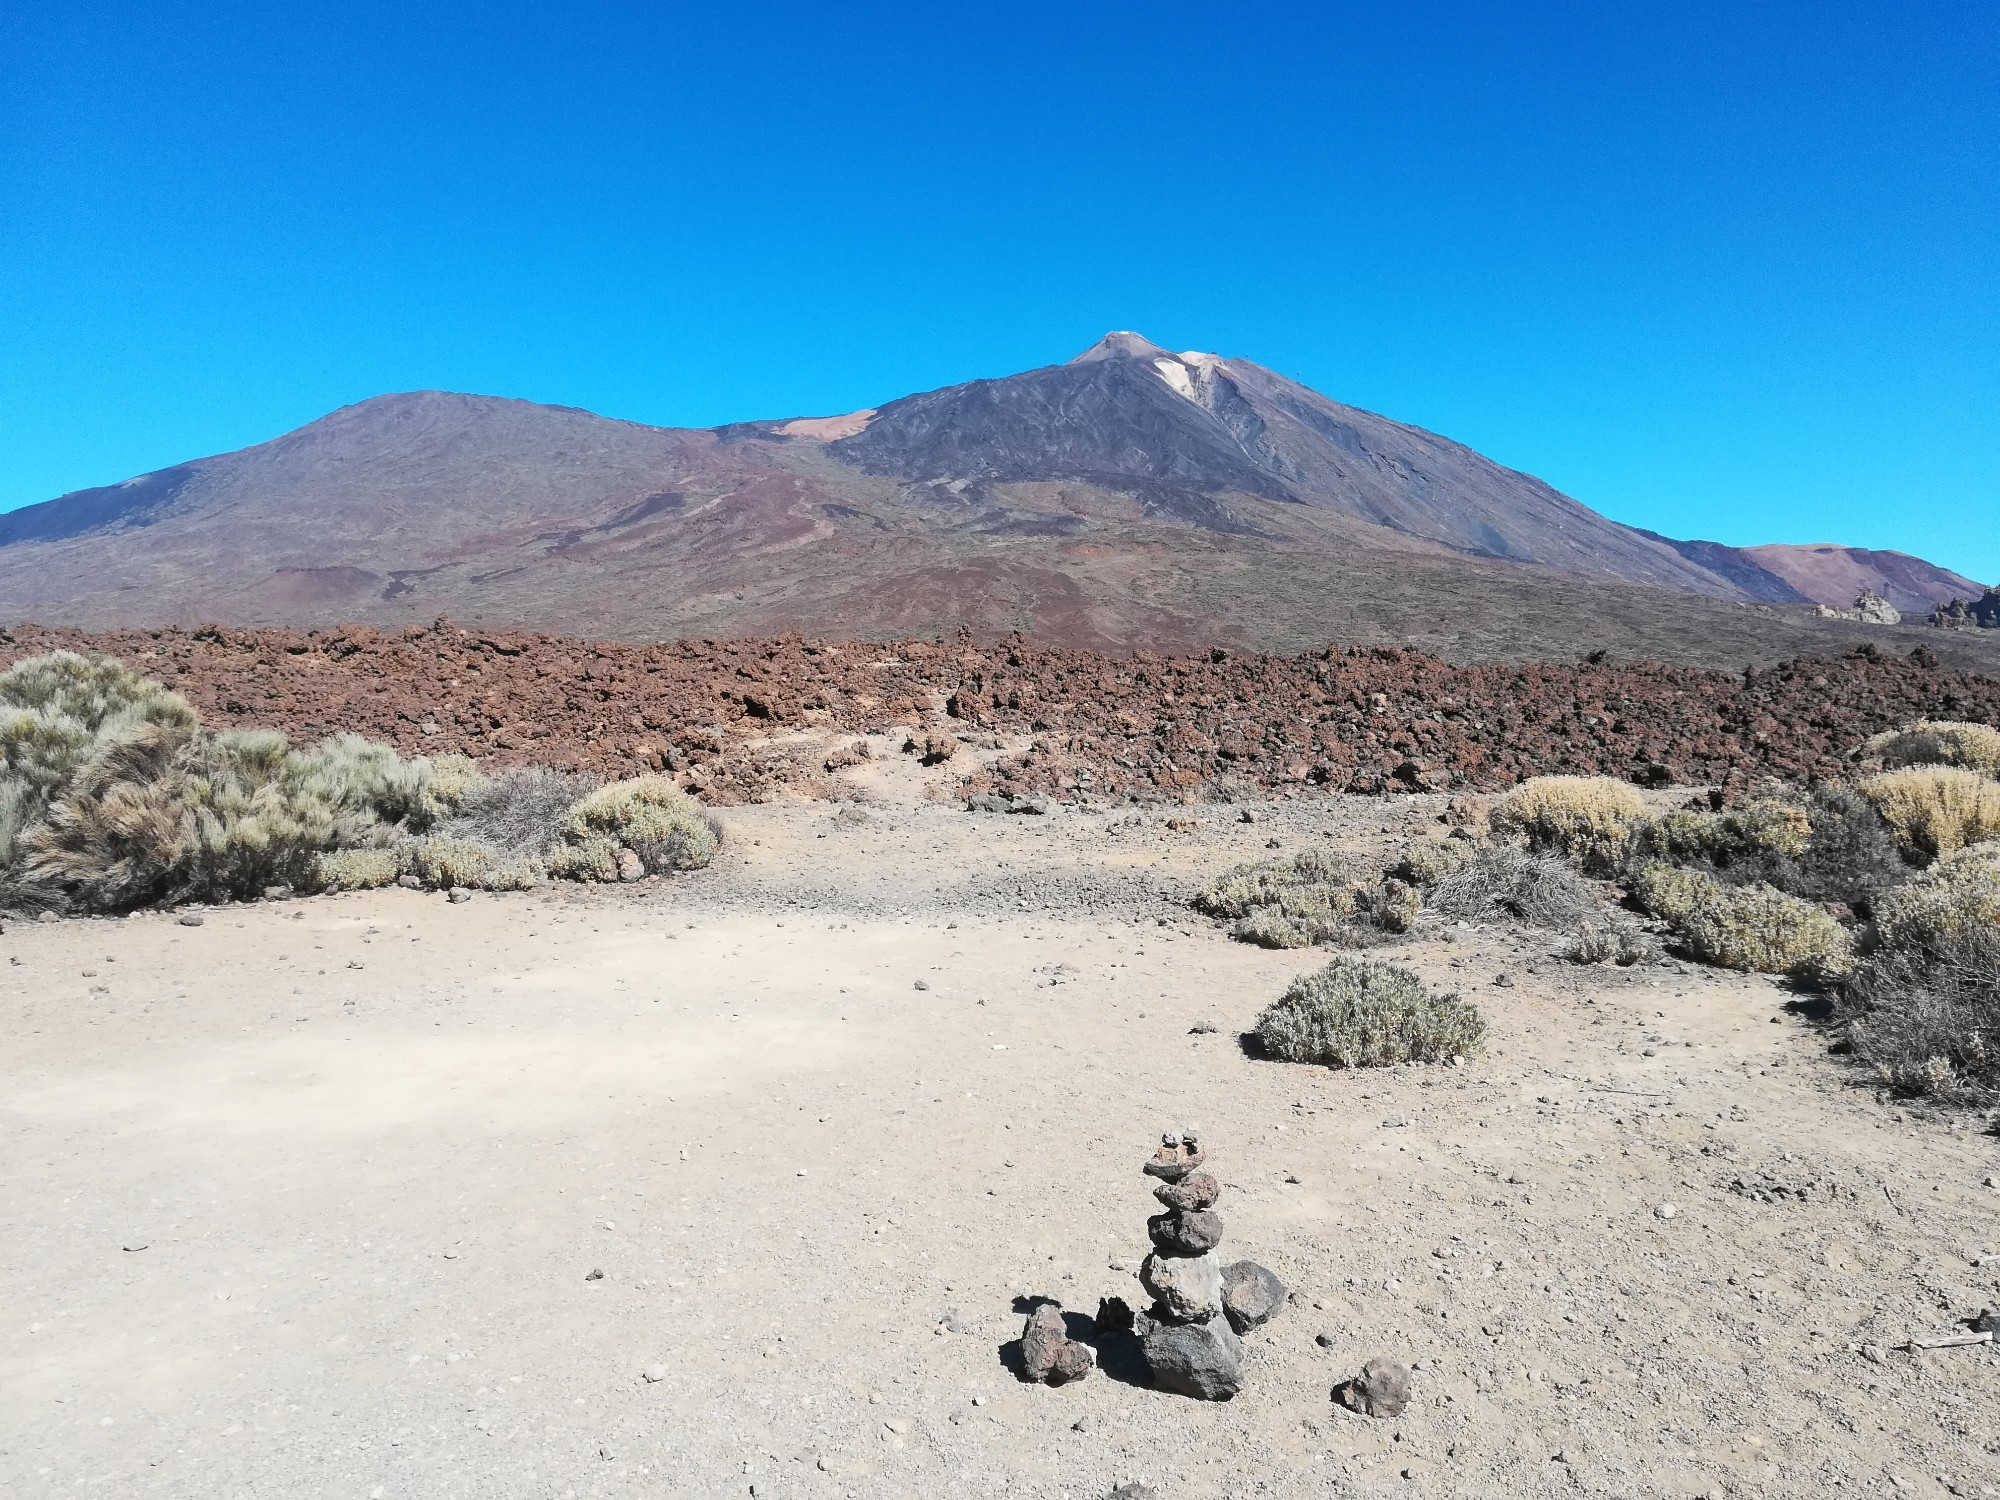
[4,775,1999,1500]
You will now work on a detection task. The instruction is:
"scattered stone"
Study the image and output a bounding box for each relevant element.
[1861,1344,1887,1365]
[1108,1486,1159,1500]
[122,1241,148,1252]
[641,1364,667,1383]
[1220,1260,1287,1334]
[584,1268,605,1281]
[396,873,424,889]
[36,910,59,923]
[447,888,472,904]
[913,979,930,991]
[1337,1356,1411,1418]
[1654,1203,1678,1220]
[1188,1021,1219,1035]
[177,914,204,927]
[616,848,645,882]
[1020,1301,1093,1384]
[1315,1331,1336,1348]
[261,884,292,901]
[1492,973,1514,988]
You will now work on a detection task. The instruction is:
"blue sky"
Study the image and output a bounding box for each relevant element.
[3,1,1995,584]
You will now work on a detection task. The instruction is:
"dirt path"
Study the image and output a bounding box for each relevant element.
[3,796,1997,1499]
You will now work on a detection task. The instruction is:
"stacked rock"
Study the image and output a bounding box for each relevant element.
[1135,1126,1287,1400]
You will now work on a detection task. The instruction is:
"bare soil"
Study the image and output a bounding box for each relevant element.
[4,757,1997,1499]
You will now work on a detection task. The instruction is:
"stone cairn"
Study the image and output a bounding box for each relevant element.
[1134,1126,1286,1399]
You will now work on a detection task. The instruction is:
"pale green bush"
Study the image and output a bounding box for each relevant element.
[1,651,200,866]
[1255,956,1485,1068]
[312,846,404,892]
[1867,720,2000,775]
[1195,847,1358,920]
[551,775,718,878]
[1634,862,1852,977]
[1860,766,2000,861]
[4,722,377,911]
[400,834,540,892]
[1489,776,1647,873]
[545,834,622,883]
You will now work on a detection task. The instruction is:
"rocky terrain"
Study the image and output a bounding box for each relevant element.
[5,622,1998,811]
[4,784,1996,1499]
[0,334,1985,665]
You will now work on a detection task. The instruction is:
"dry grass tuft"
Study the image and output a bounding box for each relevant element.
[1426,844,1603,931]
[1489,775,1647,873]
[1866,720,2000,775]
[1859,766,2000,861]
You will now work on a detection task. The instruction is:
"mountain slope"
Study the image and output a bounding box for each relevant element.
[0,333,1987,669]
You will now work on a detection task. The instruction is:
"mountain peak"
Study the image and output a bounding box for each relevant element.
[1068,330,1173,364]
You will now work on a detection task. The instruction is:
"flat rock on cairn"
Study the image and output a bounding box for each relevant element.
[1135,1126,1285,1400]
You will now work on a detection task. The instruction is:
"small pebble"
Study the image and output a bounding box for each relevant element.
[913,979,929,990]
[642,1364,667,1383]
[178,914,204,927]
[1654,1203,1677,1220]
[584,1268,605,1281]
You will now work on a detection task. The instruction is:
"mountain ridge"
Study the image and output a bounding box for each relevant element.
[0,333,1986,666]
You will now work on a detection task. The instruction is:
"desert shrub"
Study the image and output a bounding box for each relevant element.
[1860,766,2000,861]
[1202,848,1419,949]
[312,845,404,892]
[1195,847,1361,919]
[290,733,438,828]
[1867,720,2000,775]
[3,723,380,912]
[551,775,719,877]
[1387,839,1475,888]
[400,834,541,892]
[1254,956,1485,1068]
[441,765,599,856]
[1489,775,1647,873]
[1773,784,1910,911]
[423,754,483,817]
[1627,797,1811,879]
[1427,844,1602,931]
[1634,862,1852,977]
[1562,923,1659,966]
[546,833,623,883]
[1,651,200,864]
[1840,847,2000,1104]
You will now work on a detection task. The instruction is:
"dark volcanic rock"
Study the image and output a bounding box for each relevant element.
[1153,1171,1220,1212]
[1141,1318,1244,1401]
[1147,1209,1224,1257]
[1220,1260,1287,1334]
[1019,1302,1092,1385]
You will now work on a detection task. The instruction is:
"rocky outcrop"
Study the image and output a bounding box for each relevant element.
[1816,589,1902,625]
[1932,588,2000,631]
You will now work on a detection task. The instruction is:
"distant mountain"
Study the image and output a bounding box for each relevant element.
[0,333,1989,668]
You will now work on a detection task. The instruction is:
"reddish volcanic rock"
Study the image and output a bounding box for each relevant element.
[2,622,1994,806]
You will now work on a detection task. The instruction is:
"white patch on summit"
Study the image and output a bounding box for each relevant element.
[1152,358,1197,400]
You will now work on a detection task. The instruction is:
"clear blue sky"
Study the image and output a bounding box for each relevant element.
[3,1,1994,583]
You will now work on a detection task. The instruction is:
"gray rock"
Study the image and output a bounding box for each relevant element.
[1140,1250,1223,1323]
[1221,1260,1287,1333]
[1108,1486,1158,1500]
[616,848,644,882]
[1338,1356,1410,1417]
[396,873,424,889]
[177,914,204,927]
[447,887,472,904]
[1153,1170,1220,1212]
[1147,1209,1224,1256]
[1143,1317,1244,1400]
